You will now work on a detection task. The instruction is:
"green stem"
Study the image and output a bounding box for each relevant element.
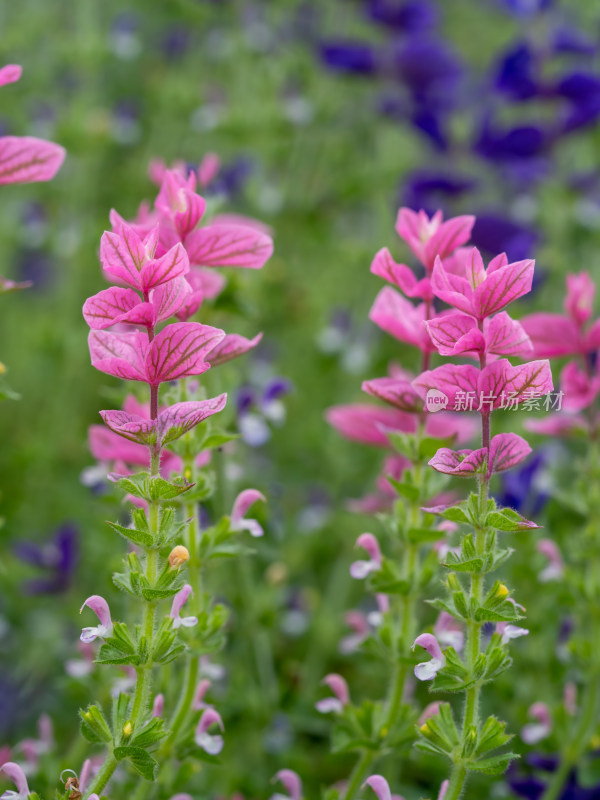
[343,750,376,800]
[443,763,468,800]
[84,753,118,798]
[541,678,600,800]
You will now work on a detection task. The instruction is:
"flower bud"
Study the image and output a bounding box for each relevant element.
[123,721,133,738]
[0,362,5,375]
[497,583,509,599]
[169,545,190,569]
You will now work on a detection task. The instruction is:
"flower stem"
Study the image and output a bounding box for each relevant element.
[84,753,118,798]
[343,750,376,800]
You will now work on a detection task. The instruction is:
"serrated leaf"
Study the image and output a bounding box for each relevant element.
[486,508,540,532]
[107,520,154,548]
[113,746,158,780]
[469,753,518,775]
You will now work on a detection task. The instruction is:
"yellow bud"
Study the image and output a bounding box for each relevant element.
[168,545,190,569]
[420,722,430,735]
[184,466,193,482]
[497,583,509,599]
[0,362,5,375]
[123,721,133,737]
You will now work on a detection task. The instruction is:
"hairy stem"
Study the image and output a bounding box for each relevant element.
[343,750,376,800]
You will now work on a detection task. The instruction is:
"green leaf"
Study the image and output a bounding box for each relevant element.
[486,508,541,532]
[79,705,112,743]
[422,501,470,524]
[130,717,167,748]
[201,430,240,449]
[107,521,154,548]
[387,477,420,502]
[442,555,484,573]
[469,753,518,775]
[407,526,443,544]
[113,746,158,780]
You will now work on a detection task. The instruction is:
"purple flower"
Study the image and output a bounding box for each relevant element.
[14,524,79,595]
[400,170,476,217]
[80,595,113,643]
[194,708,224,755]
[365,0,437,32]
[315,673,350,714]
[170,585,198,629]
[231,489,266,537]
[0,762,29,800]
[521,702,552,745]
[350,533,382,579]
[270,770,302,800]
[319,41,378,75]
[412,633,445,681]
[470,212,540,262]
[494,43,539,101]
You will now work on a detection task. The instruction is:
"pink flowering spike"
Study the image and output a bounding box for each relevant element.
[88,329,148,382]
[434,612,464,652]
[80,595,112,643]
[364,775,393,800]
[537,539,564,582]
[431,255,474,315]
[413,363,480,411]
[350,532,382,579]
[0,763,29,799]
[170,585,198,630]
[473,259,535,319]
[151,276,192,323]
[83,287,145,330]
[496,622,529,645]
[521,703,552,744]
[425,313,483,356]
[561,361,600,412]
[100,225,148,289]
[315,673,350,713]
[369,287,432,351]
[146,322,225,385]
[418,701,441,726]
[194,708,224,755]
[156,171,206,238]
[152,694,164,717]
[370,247,432,300]
[565,272,595,325]
[192,679,211,710]
[231,489,266,537]
[140,243,189,292]
[0,136,65,185]
[396,208,475,271]
[428,447,487,477]
[0,65,22,86]
[412,633,446,681]
[99,410,157,446]
[484,312,533,357]
[79,759,92,793]
[480,359,553,410]
[437,781,449,800]
[198,152,220,186]
[326,404,416,446]
[157,395,227,446]
[520,313,582,358]
[488,433,531,473]
[208,332,263,367]
[361,376,422,413]
[273,770,302,800]
[185,223,273,269]
[0,276,32,294]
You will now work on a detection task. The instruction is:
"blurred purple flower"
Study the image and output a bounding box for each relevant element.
[364,0,438,32]
[14,524,79,595]
[320,41,378,75]
[495,451,549,516]
[470,212,540,261]
[400,170,476,216]
[236,377,292,447]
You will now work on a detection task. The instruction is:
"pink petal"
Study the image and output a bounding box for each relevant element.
[560,361,600,412]
[425,313,483,356]
[0,136,65,184]
[273,770,302,800]
[100,225,148,289]
[520,313,582,357]
[369,287,432,350]
[0,762,29,796]
[197,707,224,735]
[473,259,535,319]
[438,781,449,800]
[88,330,147,382]
[193,679,211,710]
[413,364,480,410]
[99,410,156,445]
[0,64,22,87]
[151,276,192,323]
[185,223,273,269]
[88,424,148,466]
[157,394,227,445]
[362,376,422,413]
[428,447,487,476]
[364,775,392,800]
[484,312,533,357]
[355,532,382,564]
[322,673,350,705]
[480,359,553,409]
[197,152,220,186]
[207,332,263,366]
[422,214,475,270]
[145,322,225,385]
[565,272,594,325]
[83,287,143,330]
[413,632,444,662]
[170,584,193,619]
[489,433,531,473]
[325,403,416,446]
[80,595,112,629]
[370,247,432,300]
[431,255,474,315]
[140,243,189,292]
[231,489,266,526]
